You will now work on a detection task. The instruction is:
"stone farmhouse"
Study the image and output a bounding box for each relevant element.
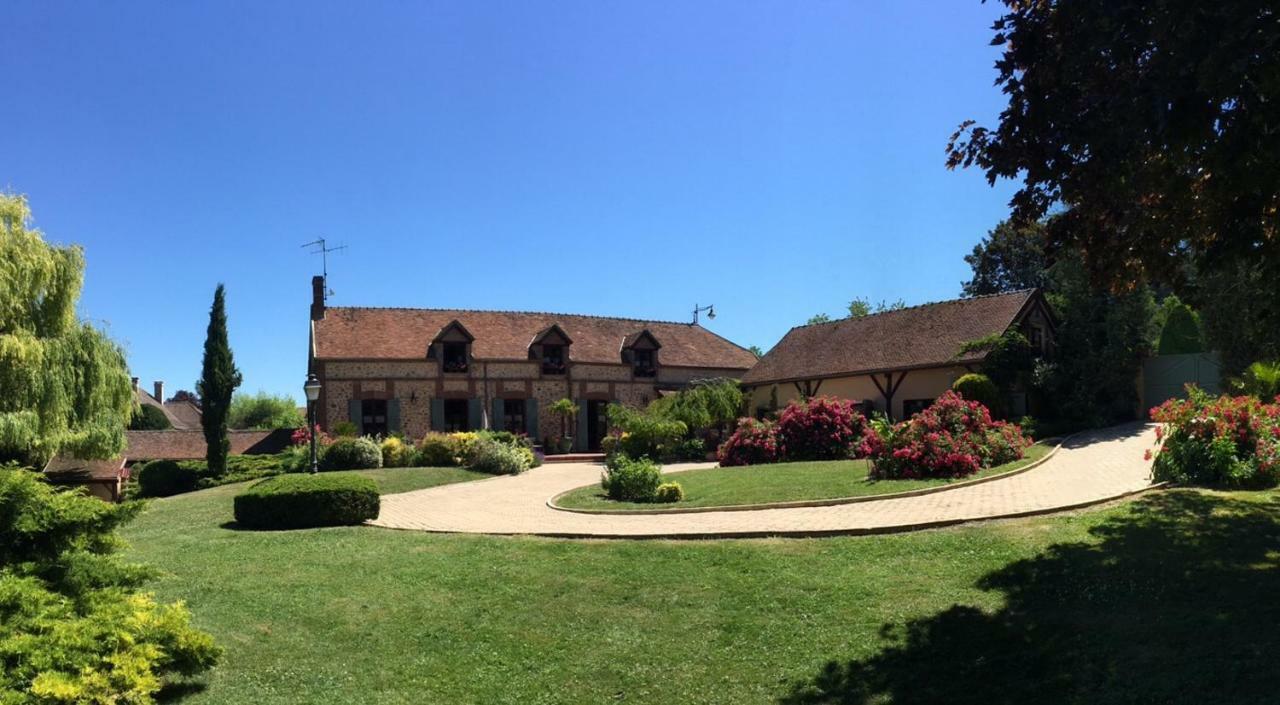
[307,277,758,450]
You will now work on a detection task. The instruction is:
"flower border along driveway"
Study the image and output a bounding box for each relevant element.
[370,423,1158,539]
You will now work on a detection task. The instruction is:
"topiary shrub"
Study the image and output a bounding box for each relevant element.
[952,373,1002,414]
[600,455,663,502]
[319,437,383,471]
[776,396,868,461]
[136,460,198,497]
[416,433,457,466]
[654,481,684,503]
[717,418,780,466]
[233,474,380,530]
[467,437,534,475]
[380,436,415,468]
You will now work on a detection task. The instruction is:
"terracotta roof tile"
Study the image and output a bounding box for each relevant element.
[313,307,757,370]
[163,400,202,429]
[123,429,293,461]
[742,290,1039,385]
[44,456,128,482]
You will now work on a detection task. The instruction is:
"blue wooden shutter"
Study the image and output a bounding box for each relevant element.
[388,399,401,435]
[467,398,483,431]
[492,398,505,431]
[525,398,538,438]
[430,398,444,432]
[348,399,363,435]
[574,399,588,452]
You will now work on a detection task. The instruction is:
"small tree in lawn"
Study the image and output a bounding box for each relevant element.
[549,398,578,453]
[197,284,242,475]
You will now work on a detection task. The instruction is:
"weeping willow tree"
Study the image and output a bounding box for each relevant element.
[0,194,132,465]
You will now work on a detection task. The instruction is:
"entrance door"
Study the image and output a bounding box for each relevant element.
[585,400,610,451]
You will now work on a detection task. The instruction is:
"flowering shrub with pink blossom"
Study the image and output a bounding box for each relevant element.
[775,396,870,461]
[1149,387,1280,486]
[717,418,781,467]
[868,391,1032,479]
[291,424,332,447]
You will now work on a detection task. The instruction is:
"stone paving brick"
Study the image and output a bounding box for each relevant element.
[371,423,1157,538]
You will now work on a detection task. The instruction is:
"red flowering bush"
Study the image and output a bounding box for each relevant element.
[1149,386,1280,486]
[717,418,780,467]
[775,396,870,461]
[868,391,1031,479]
[291,424,331,447]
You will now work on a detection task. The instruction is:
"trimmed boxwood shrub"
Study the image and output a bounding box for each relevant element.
[654,481,684,503]
[136,459,198,497]
[952,373,1001,414]
[600,455,663,502]
[233,474,380,529]
[319,437,383,471]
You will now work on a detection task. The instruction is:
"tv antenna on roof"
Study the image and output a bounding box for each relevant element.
[301,237,347,301]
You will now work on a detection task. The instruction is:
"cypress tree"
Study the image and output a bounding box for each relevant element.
[197,284,242,474]
[1157,301,1205,355]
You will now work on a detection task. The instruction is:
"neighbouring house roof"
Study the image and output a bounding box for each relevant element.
[312,307,758,369]
[164,400,202,429]
[44,455,129,483]
[123,429,294,461]
[742,290,1044,385]
[133,388,203,431]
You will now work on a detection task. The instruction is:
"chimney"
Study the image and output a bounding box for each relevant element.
[311,275,326,321]
[131,377,139,393]
[153,380,165,403]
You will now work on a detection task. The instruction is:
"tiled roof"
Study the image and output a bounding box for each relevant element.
[313,307,758,370]
[163,400,202,429]
[742,290,1040,385]
[123,429,293,461]
[44,456,128,482]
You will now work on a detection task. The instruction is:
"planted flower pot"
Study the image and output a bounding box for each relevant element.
[558,437,574,454]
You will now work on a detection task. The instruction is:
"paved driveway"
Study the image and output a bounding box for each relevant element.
[371,423,1158,538]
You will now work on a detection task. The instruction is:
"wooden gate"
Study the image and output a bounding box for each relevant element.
[1141,352,1222,414]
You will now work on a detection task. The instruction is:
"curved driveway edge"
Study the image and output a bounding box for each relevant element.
[369,423,1158,539]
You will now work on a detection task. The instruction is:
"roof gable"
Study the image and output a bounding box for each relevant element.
[313,308,757,370]
[742,290,1041,385]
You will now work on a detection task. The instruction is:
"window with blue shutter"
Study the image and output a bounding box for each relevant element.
[492,398,505,431]
[574,399,588,452]
[347,399,362,435]
[387,399,401,434]
[430,398,445,432]
[467,398,483,431]
[524,398,538,438]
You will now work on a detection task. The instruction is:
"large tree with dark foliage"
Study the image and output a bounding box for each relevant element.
[961,220,1050,297]
[197,285,242,475]
[947,0,1280,292]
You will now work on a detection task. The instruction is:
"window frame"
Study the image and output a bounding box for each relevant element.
[503,398,526,433]
[442,342,469,373]
[361,399,389,436]
[443,398,469,432]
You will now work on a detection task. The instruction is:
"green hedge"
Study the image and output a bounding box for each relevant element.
[136,460,198,497]
[233,474,380,530]
[320,437,383,471]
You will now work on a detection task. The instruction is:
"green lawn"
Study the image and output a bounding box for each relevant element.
[555,442,1054,511]
[122,468,1280,704]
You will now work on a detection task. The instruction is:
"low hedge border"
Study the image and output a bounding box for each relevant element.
[546,438,1065,516]
[233,474,380,530]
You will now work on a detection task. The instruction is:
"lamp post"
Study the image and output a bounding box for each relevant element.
[692,303,716,325]
[303,373,322,474]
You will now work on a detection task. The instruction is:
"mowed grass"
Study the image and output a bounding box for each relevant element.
[123,468,1280,705]
[555,442,1054,511]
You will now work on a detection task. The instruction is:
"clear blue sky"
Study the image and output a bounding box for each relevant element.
[4,1,1016,403]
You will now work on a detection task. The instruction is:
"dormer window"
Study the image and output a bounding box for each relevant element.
[622,329,661,378]
[542,344,566,375]
[633,348,656,377]
[530,324,572,376]
[442,342,468,373]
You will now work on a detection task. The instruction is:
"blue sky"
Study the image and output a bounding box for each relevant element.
[4,1,1015,402]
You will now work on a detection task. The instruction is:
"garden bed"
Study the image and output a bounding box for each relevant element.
[551,442,1055,513]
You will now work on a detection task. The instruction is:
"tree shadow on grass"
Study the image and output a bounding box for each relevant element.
[781,491,1280,705]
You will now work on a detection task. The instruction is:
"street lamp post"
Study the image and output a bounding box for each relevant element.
[303,373,322,474]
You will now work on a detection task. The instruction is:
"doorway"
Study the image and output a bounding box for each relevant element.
[585,400,610,451]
